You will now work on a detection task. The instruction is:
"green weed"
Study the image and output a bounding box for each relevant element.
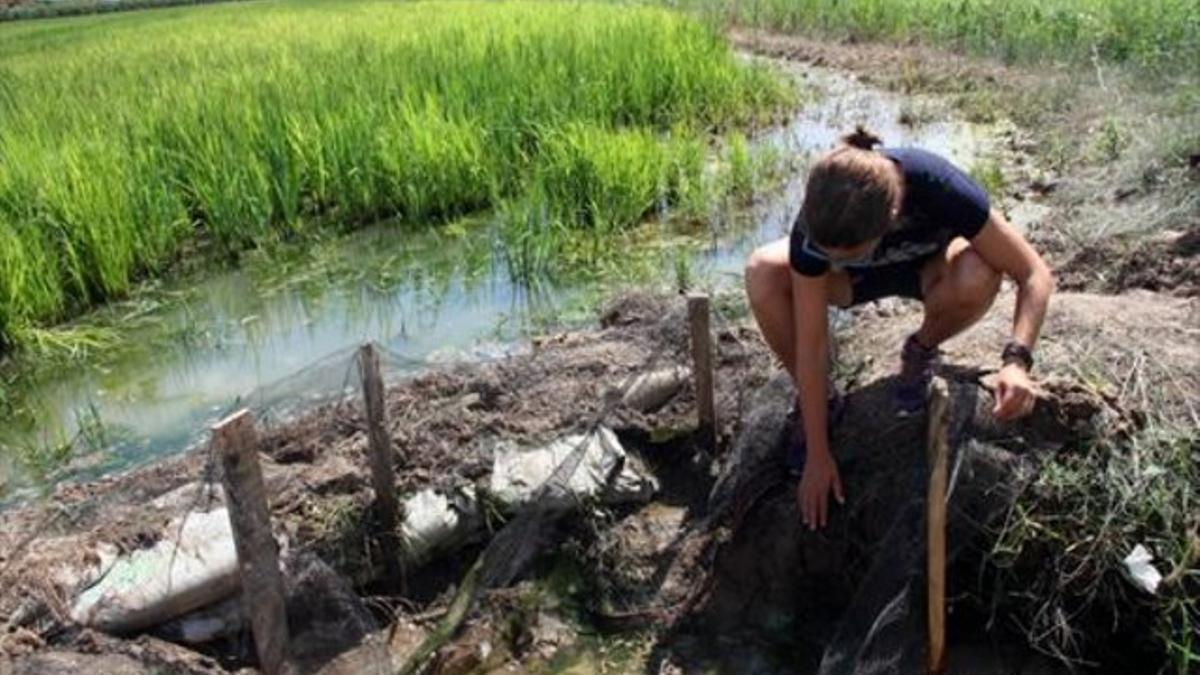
[673,251,694,294]
[970,158,1008,197]
[989,422,1198,671]
[1093,116,1128,161]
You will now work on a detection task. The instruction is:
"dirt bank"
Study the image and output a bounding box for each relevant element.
[1,284,1195,674]
[0,292,775,673]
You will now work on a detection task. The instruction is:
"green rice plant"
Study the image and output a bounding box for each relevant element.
[707,131,783,208]
[725,132,756,201]
[0,0,792,350]
[672,250,694,294]
[493,121,789,283]
[530,123,679,233]
[665,129,713,222]
[674,0,1200,73]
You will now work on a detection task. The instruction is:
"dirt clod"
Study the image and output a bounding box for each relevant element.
[1057,226,1200,296]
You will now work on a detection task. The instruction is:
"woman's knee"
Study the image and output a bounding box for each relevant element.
[744,242,791,303]
[954,249,1002,301]
[939,248,1001,316]
[925,246,1000,312]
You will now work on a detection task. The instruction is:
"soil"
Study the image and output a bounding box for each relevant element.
[729,29,1057,96]
[845,290,1199,423]
[0,292,779,673]
[1056,226,1200,297]
[3,30,1199,675]
[2,284,1193,673]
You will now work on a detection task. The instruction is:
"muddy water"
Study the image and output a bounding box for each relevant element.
[0,59,990,502]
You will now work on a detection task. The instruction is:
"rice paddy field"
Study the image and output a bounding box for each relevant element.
[682,0,1200,71]
[0,0,790,353]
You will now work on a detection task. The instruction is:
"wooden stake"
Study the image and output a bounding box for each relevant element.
[213,409,291,675]
[926,378,951,675]
[359,342,404,592]
[687,293,717,451]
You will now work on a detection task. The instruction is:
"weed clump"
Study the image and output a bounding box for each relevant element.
[987,422,1199,672]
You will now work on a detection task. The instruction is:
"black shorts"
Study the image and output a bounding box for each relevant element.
[845,255,936,306]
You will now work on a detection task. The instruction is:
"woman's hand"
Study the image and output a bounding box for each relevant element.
[993,363,1037,420]
[797,450,844,530]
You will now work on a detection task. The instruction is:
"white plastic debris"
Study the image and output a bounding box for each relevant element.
[489,426,658,511]
[71,508,240,633]
[1122,544,1163,595]
[154,596,244,644]
[621,367,690,413]
[400,486,480,566]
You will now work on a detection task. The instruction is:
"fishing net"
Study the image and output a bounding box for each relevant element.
[232,342,428,428]
[813,381,1019,674]
[476,336,673,590]
[208,317,674,672]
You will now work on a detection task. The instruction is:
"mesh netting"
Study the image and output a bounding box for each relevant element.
[476,337,672,590]
[816,381,994,674]
[2,296,999,674]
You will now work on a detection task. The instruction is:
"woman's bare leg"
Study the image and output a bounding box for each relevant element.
[745,238,800,378]
[744,237,851,383]
[914,237,1003,348]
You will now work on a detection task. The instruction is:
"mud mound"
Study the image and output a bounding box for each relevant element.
[846,290,1200,424]
[1056,227,1200,297]
[618,292,1192,673]
[630,370,1128,674]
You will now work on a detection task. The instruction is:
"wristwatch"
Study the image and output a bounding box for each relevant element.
[1002,341,1034,371]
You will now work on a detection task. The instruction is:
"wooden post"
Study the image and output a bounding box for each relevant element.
[687,293,717,451]
[213,409,291,675]
[926,378,951,675]
[359,342,404,592]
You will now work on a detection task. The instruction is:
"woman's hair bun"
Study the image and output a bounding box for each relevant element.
[840,125,884,150]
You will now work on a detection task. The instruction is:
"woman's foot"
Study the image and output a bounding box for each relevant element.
[894,333,939,416]
[787,390,846,476]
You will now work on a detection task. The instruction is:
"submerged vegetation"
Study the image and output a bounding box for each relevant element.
[0,0,791,352]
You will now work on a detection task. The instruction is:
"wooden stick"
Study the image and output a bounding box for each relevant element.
[360,342,404,593]
[687,293,717,451]
[213,409,291,675]
[926,378,951,675]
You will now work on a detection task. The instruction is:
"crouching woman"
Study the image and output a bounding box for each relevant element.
[744,129,1054,530]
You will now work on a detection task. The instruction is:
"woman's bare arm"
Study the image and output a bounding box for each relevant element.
[970,209,1053,346]
[791,270,843,528]
[970,208,1055,418]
